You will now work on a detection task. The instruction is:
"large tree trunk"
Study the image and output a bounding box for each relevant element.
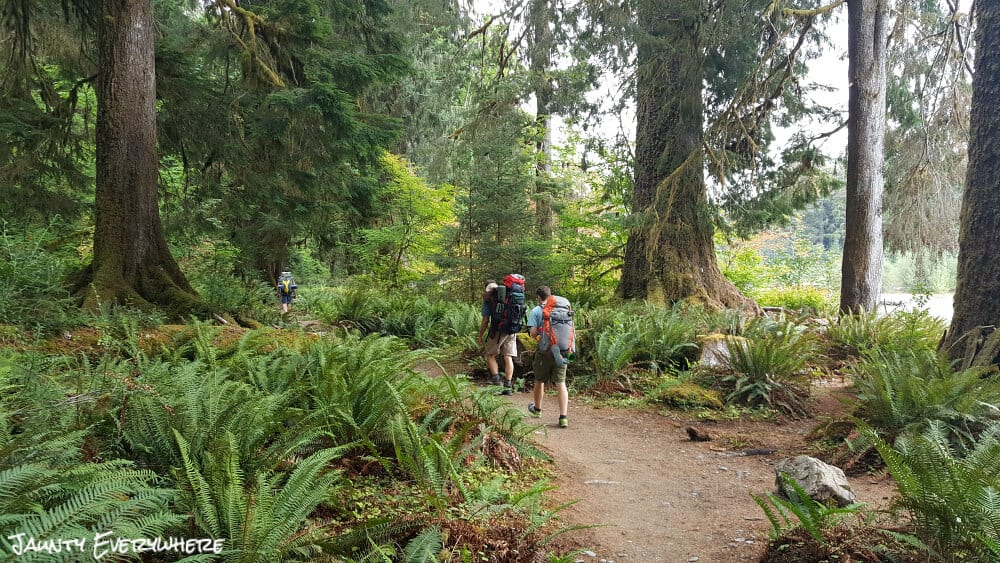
[941,3,1000,361]
[81,0,208,318]
[617,0,755,311]
[530,0,555,240]
[839,0,888,314]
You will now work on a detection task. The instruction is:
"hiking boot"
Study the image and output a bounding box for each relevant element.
[489,373,502,386]
[527,403,542,418]
[500,386,513,396]
[558,416,568,428]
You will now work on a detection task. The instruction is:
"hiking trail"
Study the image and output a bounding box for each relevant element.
[510,385,896,562]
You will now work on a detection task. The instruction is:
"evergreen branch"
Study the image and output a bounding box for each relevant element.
[779,0,846,18]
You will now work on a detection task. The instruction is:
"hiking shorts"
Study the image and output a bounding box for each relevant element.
[485,332,517,357]
[280,293,294,305]
[533,348,567,384]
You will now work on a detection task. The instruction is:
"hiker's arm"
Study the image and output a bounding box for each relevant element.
[478,316,489,344]
[529,326,539,339]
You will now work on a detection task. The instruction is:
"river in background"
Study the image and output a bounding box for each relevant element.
[880,293,953,322]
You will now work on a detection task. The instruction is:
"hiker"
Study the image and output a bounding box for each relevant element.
[527,285,575,428]
[277,270,298,313]
[478,278,520,395]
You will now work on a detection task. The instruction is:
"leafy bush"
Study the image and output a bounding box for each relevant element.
[195,276,280,324]
[591,320,642,383]
[720,320,818,416]
[848,349,1000,451]
[379,294,449,346]
[180,239,287,324]
[0,459,183,559]
[868,421,1000,560]
[442,303,482,354]
[753,285,834,314]
[828,309,946,356]
[0,223,83,336]
[122,358,323,477]
[311,287,381,332]
[639,306,701,369]
[753,473,866,543]
[2,290,572,561]
[175,434,345,561]
[719,244,768,294]
[581,303,700,383]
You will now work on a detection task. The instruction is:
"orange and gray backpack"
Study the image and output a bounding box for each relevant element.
[538,295,575,365]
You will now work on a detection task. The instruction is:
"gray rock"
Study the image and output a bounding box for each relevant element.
[698,335,745,367]
[774,455,856,507]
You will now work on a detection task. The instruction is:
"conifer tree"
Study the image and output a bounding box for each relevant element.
[617,0,823,308]
[839,0,889,313]
[941,1,1000,361]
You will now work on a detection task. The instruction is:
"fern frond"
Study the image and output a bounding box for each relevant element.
[174,429,222,538]
[402,526,442,563]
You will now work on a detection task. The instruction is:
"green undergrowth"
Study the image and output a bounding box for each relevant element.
[1,317,574,562]
[6,286,996,562]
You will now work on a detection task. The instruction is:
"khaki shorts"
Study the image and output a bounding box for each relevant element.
[485,332,517,357]
[533,348,567,384]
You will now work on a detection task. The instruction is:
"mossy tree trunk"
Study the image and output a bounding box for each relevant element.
[941,3,1000,360]
[839,0,888,314]
[80,0,210,318]
[617,0,756,311]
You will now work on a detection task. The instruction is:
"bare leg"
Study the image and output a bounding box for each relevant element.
[533,382,545,411]
[503,355,514,383]
[556,382,569,417]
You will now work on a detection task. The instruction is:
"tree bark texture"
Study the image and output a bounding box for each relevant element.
[840,0,888,314]
[617,0,755,311]
[941,2,1000,360]
[86,0,205,317]
[531,0,555,240]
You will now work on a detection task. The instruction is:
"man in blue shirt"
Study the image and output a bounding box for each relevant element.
[526,285,569,428]
[478,280,516,394]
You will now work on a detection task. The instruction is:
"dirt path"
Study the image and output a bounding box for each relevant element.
[515,386,898,562]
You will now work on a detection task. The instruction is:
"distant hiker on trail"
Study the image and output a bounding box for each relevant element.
[277,270,298,313]
[527,285,575,428]
[478,275,528,396]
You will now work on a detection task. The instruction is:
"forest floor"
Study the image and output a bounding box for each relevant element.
[508,382,898,562]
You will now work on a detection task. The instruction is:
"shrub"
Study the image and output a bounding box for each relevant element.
[0,223,83,336]
[868,421,1000,560]
[848,349,1000,452]
[754,473,866,544]
[591,320,642,383]
[753,285,834,314]
[581,303,700,383]
[720,320,818,416]
[442,303,482,354]
[828,309,946,356]
[638,306,701,370]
